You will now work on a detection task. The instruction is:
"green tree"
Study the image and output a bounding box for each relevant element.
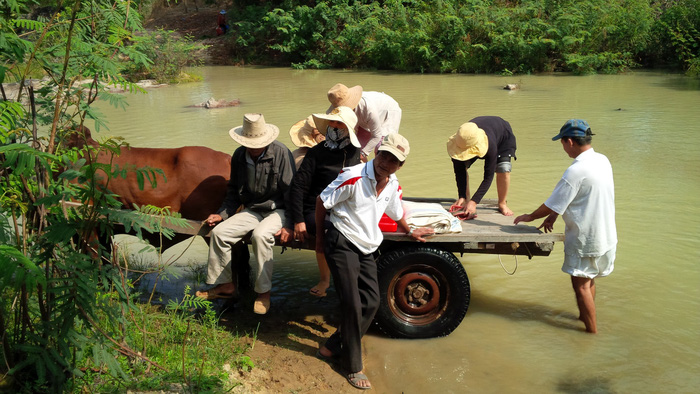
[0,0,189,391]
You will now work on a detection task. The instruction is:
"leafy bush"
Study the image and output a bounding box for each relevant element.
[1,1,249,391]
[226,0,694,74]
[126,29,208,83]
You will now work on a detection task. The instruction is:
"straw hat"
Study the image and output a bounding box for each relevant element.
[229,113,279,148]
[378,133,410,161]
[446,122,489,160]
[312,106,360,148]
[327,83,363,109]
[289,115,322,148]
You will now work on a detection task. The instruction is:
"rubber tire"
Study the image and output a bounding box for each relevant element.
[375,246,470,339]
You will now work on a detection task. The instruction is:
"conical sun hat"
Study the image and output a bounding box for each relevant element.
[327,83,363,109]
[289,115,321,148]
[446,122,489,160]
[312,106,360,148]
[229,113,279,148]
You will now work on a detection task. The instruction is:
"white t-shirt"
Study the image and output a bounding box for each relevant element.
[320,161,404,254]
[545,148,617,257]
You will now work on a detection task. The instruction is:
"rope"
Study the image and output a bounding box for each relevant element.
[162,220,207,266]
[498,253,518,275]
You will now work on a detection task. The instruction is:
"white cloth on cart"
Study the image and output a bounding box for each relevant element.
[402,201,462,234]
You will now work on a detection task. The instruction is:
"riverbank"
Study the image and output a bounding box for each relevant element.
[143,2,238,66]
[216,293,359,393]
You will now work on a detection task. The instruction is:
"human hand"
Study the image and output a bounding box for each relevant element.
[513,214,532,225]
[449,198,467,213]
[294,222,308,243]
[537,213,558,233]
[205,214,222,226]
[277,227,293,244]
[408,227,435,242]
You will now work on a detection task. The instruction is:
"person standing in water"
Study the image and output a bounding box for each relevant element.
[514,119,616,334]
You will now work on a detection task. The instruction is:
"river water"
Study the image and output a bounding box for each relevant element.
[94,67,700,393]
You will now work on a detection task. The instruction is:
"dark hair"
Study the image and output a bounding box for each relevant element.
[563,128,594,146]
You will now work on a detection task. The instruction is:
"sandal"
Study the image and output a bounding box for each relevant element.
[346,372,371,390]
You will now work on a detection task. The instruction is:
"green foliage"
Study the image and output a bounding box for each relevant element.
[0,0,251,391]
[652,0,700,74]
[227,0,696,74]
[125,29,208,83]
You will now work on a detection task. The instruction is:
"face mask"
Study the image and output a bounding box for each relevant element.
[325,125,351,150]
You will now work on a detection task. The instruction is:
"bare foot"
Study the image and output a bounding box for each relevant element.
[309,281,330,297]
[499,203,514,216]
[195,282,237,300]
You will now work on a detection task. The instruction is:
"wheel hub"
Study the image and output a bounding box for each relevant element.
[394,272,440,315]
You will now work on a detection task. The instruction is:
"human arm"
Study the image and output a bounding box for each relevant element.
[314,197,327,254]
[450,158,473,213]
[288,147,315,224]
[396,217,434,242]
[361,130,383,158]
[513,203,556,227]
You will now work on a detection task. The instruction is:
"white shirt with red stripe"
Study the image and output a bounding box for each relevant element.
[320,160,404,255]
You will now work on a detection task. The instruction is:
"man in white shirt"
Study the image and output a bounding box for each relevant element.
[314,134,433,389]
[326,83,402,162]
[514,119,616,334]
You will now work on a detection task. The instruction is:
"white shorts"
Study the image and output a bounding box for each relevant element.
[562,247,616,279]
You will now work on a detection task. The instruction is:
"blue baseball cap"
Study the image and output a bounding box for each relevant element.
[552,119,591,141]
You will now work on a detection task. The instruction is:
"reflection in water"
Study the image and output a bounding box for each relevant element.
[96,68,700,393]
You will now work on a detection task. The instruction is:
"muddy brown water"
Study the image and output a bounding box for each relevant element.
[94,67,700,393]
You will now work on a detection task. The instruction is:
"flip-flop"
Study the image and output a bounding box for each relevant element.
[195,290,235,300]
[346,372,371,390]
[309,287,327,298]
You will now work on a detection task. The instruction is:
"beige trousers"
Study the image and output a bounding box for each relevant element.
[207,208,284,293]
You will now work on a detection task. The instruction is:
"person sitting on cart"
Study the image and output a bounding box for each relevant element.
[314,134,433,390]
[447,116,517,219]
[196,113,295,315]
[279,106,362,298]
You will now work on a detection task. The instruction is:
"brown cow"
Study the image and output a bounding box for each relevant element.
[65,126,231,221]
[64,127,250,290]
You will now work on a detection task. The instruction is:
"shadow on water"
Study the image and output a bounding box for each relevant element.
[657,75,700,91]
[557,377,617,394]
[469,289,585,332]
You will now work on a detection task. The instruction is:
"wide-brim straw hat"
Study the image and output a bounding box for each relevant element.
[327,83,363,109]
[289,115,320,148]
[312,106,361,148]
[446,122,489,161]
[229,113,279,149]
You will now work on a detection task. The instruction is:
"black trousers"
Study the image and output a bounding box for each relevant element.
[323,224,380,373]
